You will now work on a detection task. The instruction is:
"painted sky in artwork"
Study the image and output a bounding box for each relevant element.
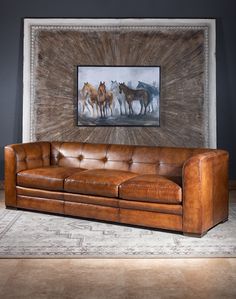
[78,66,160,90]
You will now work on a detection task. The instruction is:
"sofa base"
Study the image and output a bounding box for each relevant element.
[119,208,182,232]
[9,197,226,237]
[183,217,229,237]
[6,206,18,210]
[183,232,207,238]
[65,201,119,222]
[17,195,64,214]
[14,194,184,233]
[220,218,228,224]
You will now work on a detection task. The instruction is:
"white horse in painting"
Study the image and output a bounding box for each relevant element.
[110,80,128,115]
[78,89,91,115]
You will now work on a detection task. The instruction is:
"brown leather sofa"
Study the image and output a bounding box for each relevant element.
[4,142,229,237]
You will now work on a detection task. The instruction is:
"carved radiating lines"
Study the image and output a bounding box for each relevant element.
[29,24,209,147]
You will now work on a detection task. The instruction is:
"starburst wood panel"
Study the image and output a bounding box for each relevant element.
[23,19,216,147]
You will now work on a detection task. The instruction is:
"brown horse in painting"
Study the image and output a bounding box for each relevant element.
[119,83,150,115]
[97,82,113,117]
[81,82,99,117]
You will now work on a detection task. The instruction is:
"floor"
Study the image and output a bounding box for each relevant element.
[0,191,236,299]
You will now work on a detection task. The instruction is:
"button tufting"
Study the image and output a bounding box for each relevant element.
[103,157,108,162]
[128,159,133,164]
[78,155,83,161]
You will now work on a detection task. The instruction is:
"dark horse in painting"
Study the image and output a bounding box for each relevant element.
[136,81,159,113]
[119,83,150,115]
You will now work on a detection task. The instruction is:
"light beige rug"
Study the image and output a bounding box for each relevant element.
[0,200,235,258]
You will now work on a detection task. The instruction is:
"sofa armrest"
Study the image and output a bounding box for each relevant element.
[4,142,51,207]
[182,150,229,235]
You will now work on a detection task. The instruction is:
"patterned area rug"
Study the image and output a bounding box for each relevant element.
[0,200,236,258]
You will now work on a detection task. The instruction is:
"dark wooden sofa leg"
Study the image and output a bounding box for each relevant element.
[183,231,207,238]
[220,218,228,224]
[5,206,18,210]
[184,218,228,238]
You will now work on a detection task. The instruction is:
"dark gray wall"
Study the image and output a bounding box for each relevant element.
[1,0,236,179]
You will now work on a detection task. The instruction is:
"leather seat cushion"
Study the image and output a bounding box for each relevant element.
[119,174,182,204]
[17,166,86,191]
[64,169,138,198]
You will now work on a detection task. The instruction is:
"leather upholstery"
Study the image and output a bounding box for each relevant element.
[119,200,182,215]
[5,142,51,207]
[17,166,85,191]
[4,141,229,236]
[65,202,119,222]
[5,146,17,207]
[64,193,119,208]
[183,150,229,235]
[16,186,65,200]
[17,195,64,214]
[119,174,182,204]
[51,142,210,176]
[9,142,50,172]
[119,209,183,231]
[64,169,138,197]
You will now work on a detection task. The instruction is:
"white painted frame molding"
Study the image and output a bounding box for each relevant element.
[23,18,216,147]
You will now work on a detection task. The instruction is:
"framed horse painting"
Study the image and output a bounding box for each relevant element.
[77,66,160,126]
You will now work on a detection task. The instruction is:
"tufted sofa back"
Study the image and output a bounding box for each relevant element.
[51,142,211,177]
[10,142,51,173]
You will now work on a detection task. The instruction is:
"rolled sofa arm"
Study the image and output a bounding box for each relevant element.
[4,142,51,207]
[182,150,229,236]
